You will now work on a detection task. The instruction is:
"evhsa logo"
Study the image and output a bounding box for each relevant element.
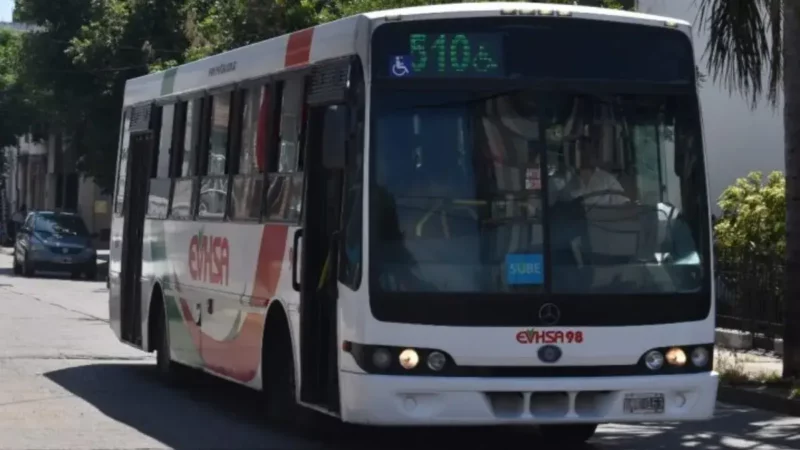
[189,232,230,286]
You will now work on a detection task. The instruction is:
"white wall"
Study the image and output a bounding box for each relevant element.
[637,0,785,212]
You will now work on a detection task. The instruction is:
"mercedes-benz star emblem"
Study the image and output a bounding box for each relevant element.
[538,345,562,363]
[538,303,561,326]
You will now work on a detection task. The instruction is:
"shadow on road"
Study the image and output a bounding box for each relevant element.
[44,363,318,449]
[44,363,798,449]
[593,404,800,449]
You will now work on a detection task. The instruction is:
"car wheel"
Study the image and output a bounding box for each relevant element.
[85,264,98,281]
[539,424,598,444]
[12,254,21,275]
[22,253,34,277]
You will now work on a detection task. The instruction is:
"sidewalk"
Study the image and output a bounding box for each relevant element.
[714,346,800,416]
[716,347,783,381]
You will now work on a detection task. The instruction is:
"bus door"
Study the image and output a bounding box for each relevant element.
[297,63,355,412]
[120,105,157,346]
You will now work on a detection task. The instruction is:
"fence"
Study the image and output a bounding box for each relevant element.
[715,249,784,351]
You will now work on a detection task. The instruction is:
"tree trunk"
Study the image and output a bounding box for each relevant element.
[783,0,800,378]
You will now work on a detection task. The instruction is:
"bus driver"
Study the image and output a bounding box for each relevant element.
[562,131,629,206]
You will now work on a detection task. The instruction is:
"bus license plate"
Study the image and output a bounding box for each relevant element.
[623,393,665,414]
[62,257,72,263]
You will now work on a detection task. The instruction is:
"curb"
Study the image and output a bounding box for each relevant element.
[718,386,800,416]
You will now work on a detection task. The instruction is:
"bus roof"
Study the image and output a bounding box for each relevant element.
[122,2,691,108]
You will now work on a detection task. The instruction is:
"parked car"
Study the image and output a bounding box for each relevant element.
[13,210,98,279]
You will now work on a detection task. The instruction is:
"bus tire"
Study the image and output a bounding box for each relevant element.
[539,424,598,443]
[152,294,186,385]
[262,308,315,429]
[22,253,34,277]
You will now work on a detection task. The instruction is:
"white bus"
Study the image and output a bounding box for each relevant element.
[109,2,718,442]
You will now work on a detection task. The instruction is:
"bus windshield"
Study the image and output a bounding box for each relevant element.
[369,88,709,295]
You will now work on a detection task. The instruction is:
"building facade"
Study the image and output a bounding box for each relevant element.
[3,131,112,245]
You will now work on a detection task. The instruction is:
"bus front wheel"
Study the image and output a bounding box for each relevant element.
[262,313,318,429]
[154,297,188,384]
[539,424,598,443]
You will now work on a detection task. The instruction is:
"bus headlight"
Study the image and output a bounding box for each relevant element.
[372,348,392,369]
[644,350,665,371]
[399,349,419,370]
[691,347,710,367]
[665,347,687,366]
[346,342,455,375]
[427,351,447,371]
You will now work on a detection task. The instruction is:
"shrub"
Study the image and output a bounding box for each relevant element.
[714,170,785,259]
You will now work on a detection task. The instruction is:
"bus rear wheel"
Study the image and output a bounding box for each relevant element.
[539,424,598,443]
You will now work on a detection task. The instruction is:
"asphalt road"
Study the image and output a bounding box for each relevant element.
[0,252,797,450]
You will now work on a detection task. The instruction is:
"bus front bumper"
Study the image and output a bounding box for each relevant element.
[339,371,718,426]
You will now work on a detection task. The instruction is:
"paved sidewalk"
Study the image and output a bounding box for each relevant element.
[716,347,783,379]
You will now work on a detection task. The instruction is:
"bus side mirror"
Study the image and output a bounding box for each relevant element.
[322,105,348,170]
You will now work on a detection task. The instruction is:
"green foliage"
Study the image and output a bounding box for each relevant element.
[715,171,786,258]
[0,28,42,151]
[13,0,188,193]
[181,0,319,62]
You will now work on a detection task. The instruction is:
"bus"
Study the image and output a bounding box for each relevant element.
[109,2,718,442]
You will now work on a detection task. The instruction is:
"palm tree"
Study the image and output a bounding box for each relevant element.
[697,0,800,377]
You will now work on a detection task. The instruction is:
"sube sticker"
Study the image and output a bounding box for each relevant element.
[506,253,544,285]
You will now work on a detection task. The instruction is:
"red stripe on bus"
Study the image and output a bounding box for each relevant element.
[178,298,263,383]
[285,28,314,68]
[251,225,289,302]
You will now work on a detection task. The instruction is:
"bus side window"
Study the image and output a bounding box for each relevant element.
[146,104,176,219]
[169,100,201,220]
[265,77,304,223]
[231,84,270,221]
[114,112,131,215]
[197,91,234,220]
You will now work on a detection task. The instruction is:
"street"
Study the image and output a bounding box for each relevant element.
[0,253,797,450]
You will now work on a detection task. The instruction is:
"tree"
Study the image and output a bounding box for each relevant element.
[180,0,319,62]
[715,171,786,259]
[0,28,43,151]
[697,0,800,377]
[14,0,189,193]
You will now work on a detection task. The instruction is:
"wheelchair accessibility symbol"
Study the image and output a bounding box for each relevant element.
[390,55,413,77]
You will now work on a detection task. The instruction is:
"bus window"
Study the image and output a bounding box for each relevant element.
[147,105,175,219]
[198,92,232,220]
[114,112,131,215]
[231,85,270,220]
